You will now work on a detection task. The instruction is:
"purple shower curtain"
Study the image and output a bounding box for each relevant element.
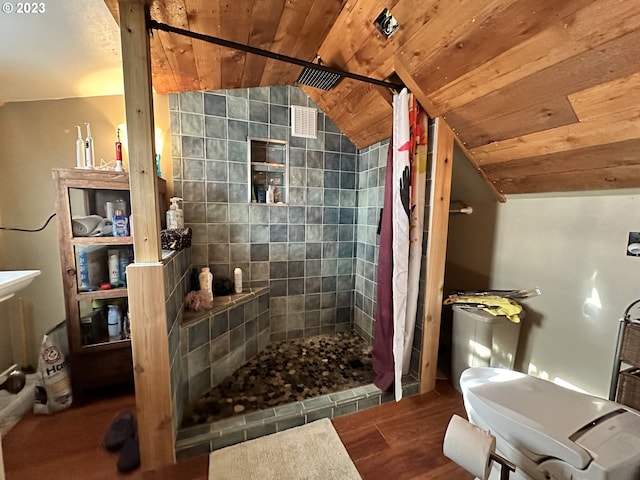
[372,139,395,392]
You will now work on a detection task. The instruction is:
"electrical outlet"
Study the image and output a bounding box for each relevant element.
[627,232,640,256]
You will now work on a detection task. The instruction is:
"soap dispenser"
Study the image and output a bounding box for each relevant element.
[166,197,184,229]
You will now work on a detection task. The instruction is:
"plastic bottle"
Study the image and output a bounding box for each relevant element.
[107,304,122,341]
[84,122,94,169]
[77,247,93,291]
[199,267,213,303]
[266,185,274,204]
[75,125,85,169]
[166,197,184,229]
[234,267,243,293]
[112,210,129,237]
[108,249,120,287]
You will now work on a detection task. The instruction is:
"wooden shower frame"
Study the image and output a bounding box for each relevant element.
[118,0,458,469]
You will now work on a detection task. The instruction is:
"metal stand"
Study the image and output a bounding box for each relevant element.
[490,452,517,480]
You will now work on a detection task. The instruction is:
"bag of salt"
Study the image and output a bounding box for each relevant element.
[34,322,72,414]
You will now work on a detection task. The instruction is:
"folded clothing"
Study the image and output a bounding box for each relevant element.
[444,294,523,323]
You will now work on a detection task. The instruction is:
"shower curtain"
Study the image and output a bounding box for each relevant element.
[372,89,427,401]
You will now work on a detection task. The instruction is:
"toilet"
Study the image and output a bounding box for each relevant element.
[459,367,640,480]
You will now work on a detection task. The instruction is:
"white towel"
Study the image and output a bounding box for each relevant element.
[71,215,104,236]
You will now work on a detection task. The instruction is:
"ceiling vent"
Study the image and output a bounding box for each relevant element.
[291,106,317,139]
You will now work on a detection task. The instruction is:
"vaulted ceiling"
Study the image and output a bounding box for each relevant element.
[106,0,640,200]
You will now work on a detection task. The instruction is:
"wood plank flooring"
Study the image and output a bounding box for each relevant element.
[333,380,473,480]
[3,380,470,479]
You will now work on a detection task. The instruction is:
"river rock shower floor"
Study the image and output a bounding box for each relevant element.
[181,331,373,427]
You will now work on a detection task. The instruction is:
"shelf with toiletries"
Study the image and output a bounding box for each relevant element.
[248,137,288,204]
[52,167,166,400]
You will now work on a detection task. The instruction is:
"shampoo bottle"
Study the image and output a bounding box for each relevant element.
[234,267,243,293]
[85,122,95,169]
[166,197,184,229]
[199,267,213,303]
[75,125,85,169]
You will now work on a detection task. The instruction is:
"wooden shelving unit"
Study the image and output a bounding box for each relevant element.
[52,168,165,400]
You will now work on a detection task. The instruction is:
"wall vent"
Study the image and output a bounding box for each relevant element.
[291,106,317,139]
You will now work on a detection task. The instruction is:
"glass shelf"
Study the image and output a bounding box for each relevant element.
[248,137,288,204]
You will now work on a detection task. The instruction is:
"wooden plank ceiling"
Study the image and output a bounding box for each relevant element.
[106,0,640,198]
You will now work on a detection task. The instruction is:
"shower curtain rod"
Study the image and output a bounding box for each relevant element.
[147,19,405,91]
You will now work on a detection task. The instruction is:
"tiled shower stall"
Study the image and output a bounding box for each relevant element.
[165,86,433,455]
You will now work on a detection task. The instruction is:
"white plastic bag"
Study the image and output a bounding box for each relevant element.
[34,322,72,414]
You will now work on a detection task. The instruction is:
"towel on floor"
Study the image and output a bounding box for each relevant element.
[444,295,523,323]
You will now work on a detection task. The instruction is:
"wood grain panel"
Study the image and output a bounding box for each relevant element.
[445,95,579,149]
[470,109,640,165]
[425,0,640,115]
[240,0,287,88]
[217,0,253,89]
[182,0,222,92]
[449,28,640,149]
[150,1,202,92]
[495,164,640,194]
[421,118,454,393]
[569,72,640,121]
[128,263,175,471]
[411,0,594,95]
[396,0,516,78]
[316,0,394,70]
[260,0,346,87]
[484,139,640,194]
[333,382,472,480]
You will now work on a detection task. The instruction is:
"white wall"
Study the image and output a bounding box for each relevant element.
[0,94,172,371]
[446,147,640,397]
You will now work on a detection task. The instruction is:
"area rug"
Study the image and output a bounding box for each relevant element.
[208,418,362,480]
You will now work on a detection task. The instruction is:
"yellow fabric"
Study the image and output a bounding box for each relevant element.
[444,295,522,323]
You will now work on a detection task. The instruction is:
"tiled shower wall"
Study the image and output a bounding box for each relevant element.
[354,120,436,378]
[169,86,357,341]
[163,248,192,431]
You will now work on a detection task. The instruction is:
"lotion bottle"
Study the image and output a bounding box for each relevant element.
[199,267,213,303]
[166,197,184,229]
[85,122,95,169]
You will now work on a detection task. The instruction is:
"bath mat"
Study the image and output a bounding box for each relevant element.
[208,418,361,480]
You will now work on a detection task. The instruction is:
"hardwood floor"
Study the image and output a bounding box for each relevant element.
[2,380,470,479]
[333,380,473,480]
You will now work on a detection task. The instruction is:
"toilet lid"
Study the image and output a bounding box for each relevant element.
[460,367,621,469]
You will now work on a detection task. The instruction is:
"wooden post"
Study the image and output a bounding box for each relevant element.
[420,117,455,393]
[119,0,161,263]
[127,264,175,469]
[118,0,175,470]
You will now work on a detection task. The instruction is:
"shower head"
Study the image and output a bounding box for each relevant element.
[296,63,343,91]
